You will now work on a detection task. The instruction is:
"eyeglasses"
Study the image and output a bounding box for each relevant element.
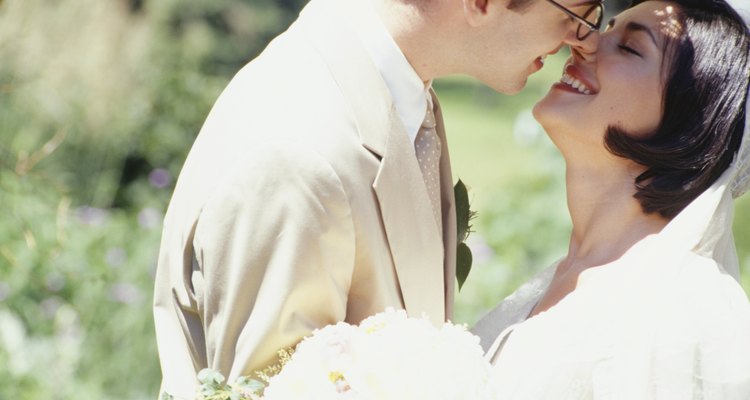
[545,0,605,41]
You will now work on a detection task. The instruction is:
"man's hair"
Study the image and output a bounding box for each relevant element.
[604,0,750,219]
[507,0,538,12]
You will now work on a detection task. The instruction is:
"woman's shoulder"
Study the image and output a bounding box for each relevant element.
[673,253,747,301]
[667,253,750,332]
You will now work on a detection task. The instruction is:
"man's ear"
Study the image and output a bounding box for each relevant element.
[461,0,494,27]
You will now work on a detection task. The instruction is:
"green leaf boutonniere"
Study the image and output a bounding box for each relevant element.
[454,179,477,291]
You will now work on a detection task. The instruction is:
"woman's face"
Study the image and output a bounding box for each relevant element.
[533,1,683,154]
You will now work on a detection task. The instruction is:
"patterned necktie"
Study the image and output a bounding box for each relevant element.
[415,97,442,231]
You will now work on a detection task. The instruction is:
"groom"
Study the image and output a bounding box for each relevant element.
[153,0,600,397]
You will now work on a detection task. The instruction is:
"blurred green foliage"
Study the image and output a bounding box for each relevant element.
[0,0,747,398]
[0,0,305,397]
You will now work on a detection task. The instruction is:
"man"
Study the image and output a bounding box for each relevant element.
[153,0,601,397]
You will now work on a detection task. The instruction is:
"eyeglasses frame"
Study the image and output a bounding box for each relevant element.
[544,0,605,40]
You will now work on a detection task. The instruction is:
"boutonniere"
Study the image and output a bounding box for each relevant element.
[454,179,476,291]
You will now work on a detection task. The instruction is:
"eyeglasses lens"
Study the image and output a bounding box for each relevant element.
[576,4,603,40]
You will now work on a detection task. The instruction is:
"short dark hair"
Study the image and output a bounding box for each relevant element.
[507,0,537,12]
[604,0,750,219]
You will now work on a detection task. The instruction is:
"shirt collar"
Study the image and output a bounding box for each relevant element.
[345,0,431,144]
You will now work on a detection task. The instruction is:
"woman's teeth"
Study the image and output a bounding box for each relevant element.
[561,73,592,95]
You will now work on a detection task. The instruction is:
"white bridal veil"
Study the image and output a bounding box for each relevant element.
[666,0,750,282]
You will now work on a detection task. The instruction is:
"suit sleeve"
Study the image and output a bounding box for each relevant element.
[192,141,355,382]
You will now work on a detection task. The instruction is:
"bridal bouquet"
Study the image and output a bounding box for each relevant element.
[192,308,496,400]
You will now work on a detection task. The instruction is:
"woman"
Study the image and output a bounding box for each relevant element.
[474,0,750,398]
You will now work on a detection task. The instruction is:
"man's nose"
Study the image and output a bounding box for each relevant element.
[566,29,599,61]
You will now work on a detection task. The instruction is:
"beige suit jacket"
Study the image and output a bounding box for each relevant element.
[153,0,457,397]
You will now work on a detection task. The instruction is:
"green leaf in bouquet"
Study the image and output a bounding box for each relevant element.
[160,392,174,400]
[235,376,265,393]
[198,368,226,386]
[200,386,220,398]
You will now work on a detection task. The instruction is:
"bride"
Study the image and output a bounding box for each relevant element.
[473,0,750,397]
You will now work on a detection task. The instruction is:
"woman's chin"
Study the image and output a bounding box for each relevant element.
[532,101,582,143]
[532,95,556,127]
[532,88,585,130]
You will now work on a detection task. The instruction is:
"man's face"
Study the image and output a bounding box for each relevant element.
[471,0,601,94]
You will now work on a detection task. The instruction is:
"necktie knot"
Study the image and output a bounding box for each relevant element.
[421,102,436,130]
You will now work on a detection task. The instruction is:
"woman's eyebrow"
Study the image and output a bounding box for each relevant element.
[624,21,660,47]
[607,18,661,48]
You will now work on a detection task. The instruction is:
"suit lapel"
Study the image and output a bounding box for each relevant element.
[433,91,457,320]
[372,111,446,325]
[296,0,447,325]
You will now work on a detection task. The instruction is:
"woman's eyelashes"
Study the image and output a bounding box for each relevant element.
[604,21,644,58]
[617,42,642,57]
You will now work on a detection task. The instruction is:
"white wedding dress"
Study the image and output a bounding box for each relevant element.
[477,3,750,398]
[482,228,750,399]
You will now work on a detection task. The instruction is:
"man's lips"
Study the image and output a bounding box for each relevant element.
[533,55,547,71]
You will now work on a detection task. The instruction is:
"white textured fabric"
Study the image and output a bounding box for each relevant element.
[487,235,750,399]
[415,97,443,230]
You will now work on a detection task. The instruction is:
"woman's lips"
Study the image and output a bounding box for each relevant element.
[554,64,598,95]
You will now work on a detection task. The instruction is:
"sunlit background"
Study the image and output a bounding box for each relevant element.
[2,0,749,398]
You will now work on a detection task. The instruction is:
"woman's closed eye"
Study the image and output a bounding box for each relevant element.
[618,42,642,57]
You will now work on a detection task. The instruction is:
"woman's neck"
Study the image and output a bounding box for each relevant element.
[563,162,668,272]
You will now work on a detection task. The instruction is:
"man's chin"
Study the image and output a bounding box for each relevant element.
[474,71,530,94]
[492,78,527,95]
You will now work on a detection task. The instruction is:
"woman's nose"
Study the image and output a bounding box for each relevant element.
[567,30,599,61]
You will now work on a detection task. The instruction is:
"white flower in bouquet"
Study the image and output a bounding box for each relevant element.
[261,322,360,399]
[262,308,495,400]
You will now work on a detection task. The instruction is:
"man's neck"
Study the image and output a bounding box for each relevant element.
[371,0,446,82]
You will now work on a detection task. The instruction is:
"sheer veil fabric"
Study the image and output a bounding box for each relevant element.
[670,0,749,281]
[670,0,750,282]
[478,3,750,398]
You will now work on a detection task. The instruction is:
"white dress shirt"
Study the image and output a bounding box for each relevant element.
[343,0,432,144]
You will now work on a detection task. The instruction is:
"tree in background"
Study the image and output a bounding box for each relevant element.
[0,0,304,398]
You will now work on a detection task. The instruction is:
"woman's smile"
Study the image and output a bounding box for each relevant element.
[552,63,598,95]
